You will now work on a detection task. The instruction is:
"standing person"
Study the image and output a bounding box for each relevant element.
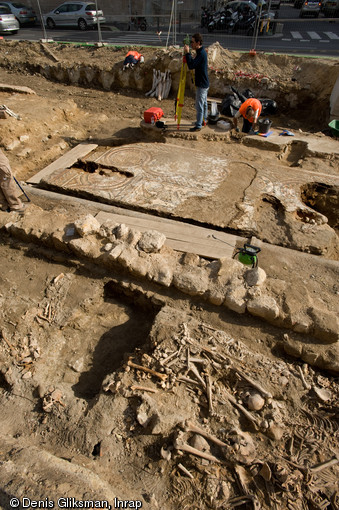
[0,149,25,213]
[184,33,209,132]
[233,98,262,133]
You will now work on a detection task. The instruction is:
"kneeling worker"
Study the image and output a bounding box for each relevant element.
[233,98,262,133]
[123,50,144,70]
[0,149,25,213]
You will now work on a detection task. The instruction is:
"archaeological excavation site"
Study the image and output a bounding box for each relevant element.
[0,40,338,510]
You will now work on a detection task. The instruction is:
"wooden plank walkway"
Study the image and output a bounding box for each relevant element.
[97,210,243,260]
[27,144,98,184]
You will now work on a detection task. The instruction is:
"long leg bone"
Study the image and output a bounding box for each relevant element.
[173,435,221,463]
[127,360,167,381]
[221,390,259,430]
[296,365,312,390]
[233,367,273,400]
[181,420,228,448]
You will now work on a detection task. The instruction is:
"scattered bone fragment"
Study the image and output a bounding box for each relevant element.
[42,388,65,412]
[309,457,339,474]
[127,360,167,381]
[130,385,158,393]
[259,462,272,481]
[160,446,172,461]
[312,385,332,402]
[266,423,284,441]
[229,429,256,465]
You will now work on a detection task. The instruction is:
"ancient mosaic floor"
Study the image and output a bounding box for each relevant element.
[41,143,229,214]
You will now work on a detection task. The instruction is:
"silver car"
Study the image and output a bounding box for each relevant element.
[0,2,37,25]
[44,2,105,31]
[299,0,321,16]
[0,4,19,33]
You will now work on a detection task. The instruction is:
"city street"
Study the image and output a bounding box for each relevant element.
[4,2,339,56]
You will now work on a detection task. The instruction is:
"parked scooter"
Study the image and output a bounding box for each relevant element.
[128,16,147,31]
[200,6,211,28]
[207,7,239,32]
[231,10,256,35]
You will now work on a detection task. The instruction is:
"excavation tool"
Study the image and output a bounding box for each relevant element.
[14,177,31,203]
[233,244,261,267]
[0,105,21,120]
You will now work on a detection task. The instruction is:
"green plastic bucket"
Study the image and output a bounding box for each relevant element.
[329,119,339,137]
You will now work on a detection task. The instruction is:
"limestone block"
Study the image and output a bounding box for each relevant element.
[181,252,200,266]
[207,284,227,306]
[247,295,280,321]
[224,284,247,314]
[113,223,130,240]
[74,214,101,237]
[68,237,101,259]
[126,227,142,246]
[173,266,209,296]
[293,317,312,334]
[127,253,150,278]
[107,242,124,261]
[118,246,140,270]
[245,267,267,287]
[218,257,246,280]
[147,253,175,287]
[309,308,339,344]
[50,230,71,253]
[138,230,166,253]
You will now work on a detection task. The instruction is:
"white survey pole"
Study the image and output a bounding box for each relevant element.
[252,0,263,51]
[36,0,48,41]
[95,0,102,43]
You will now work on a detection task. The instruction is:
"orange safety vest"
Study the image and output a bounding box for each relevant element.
[239,98,262,123]
[125,50,142,61]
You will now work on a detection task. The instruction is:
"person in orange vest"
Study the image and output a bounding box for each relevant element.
[123,50,144,70]
[233,98,262,133]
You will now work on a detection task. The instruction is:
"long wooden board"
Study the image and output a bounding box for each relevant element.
[96,211,243,259]
[27,144,98,184]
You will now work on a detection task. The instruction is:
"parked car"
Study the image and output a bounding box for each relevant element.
[0,3,19,33]
[0,1,36,25]
[299,0,321,16]
[294,0,304,7]
[44,2,105,31]
[227,0,276,19]
[268,0,281,9]
[321,0,339,15]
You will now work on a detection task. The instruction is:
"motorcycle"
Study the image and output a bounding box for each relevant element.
[207,7,239,32]
[231,10,257,35]
[128,16,147,31]
[200,7,211,28]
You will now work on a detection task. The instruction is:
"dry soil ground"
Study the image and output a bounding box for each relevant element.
[0,41,338,510]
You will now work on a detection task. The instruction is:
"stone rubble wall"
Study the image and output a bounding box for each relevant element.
[0,207,337,373]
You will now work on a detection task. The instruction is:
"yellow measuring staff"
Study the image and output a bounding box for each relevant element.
[175,56,195,130]
[175,56,187,130]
